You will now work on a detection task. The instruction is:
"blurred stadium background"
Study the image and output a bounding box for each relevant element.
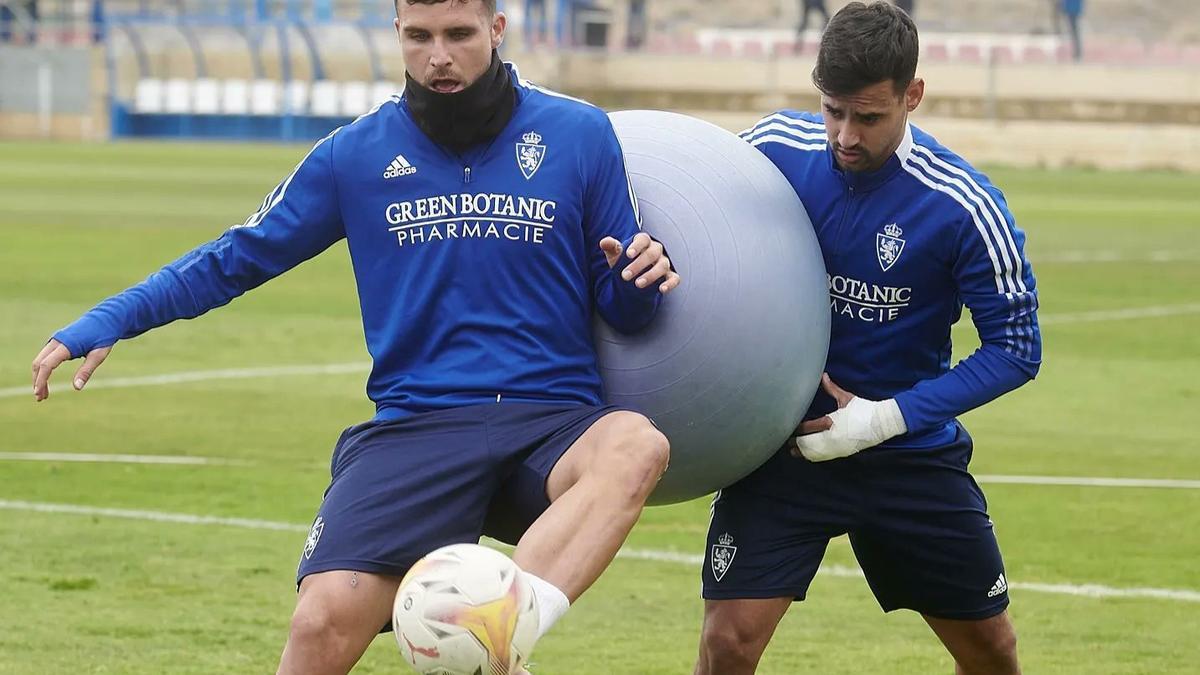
[2,0,1199,167]
[2,1,1199,673]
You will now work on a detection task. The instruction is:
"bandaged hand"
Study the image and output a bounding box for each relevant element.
[791,374,907,462]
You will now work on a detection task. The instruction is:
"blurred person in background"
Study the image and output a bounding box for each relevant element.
[524,0,547,45]
[1048,0,1062,34]
[1062,0,1084,61]
[796,0,830,38]
[627,0,647,49]
[91,0,104,43]
[0,0,38,44]
[695,3,1039,674]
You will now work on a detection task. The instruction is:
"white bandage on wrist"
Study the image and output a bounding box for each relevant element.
[521,570,570,641]
[794,397,907,462]
[866,397,907,441]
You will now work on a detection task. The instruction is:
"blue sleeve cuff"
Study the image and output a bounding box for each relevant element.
[52,313,121,359]
[893,391,919,432]
[595,234,664,334]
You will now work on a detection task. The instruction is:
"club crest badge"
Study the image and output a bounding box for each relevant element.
[710,532,737,582]
[876,223,906,272]
[303,516,324,560]
[516,131,546,180]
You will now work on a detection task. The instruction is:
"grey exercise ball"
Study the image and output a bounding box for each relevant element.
[597,110,830,505]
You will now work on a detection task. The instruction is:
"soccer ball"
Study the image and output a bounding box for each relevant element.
[393,544,540,675]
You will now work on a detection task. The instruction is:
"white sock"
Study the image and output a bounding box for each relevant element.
[521,571,570,641]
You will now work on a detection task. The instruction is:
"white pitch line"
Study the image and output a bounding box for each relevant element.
[0,499,307,533]
[0,452,250,466]
[1,451,1198,491]
[977,475,1200,489]
[1040,303,1200,325]
[3,297,1199,400]
[1035,250,1200,264]
[0,362,370,399]
[2,499,1198,603]
[3,453,1197,491]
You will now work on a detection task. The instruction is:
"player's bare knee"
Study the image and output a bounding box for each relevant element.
[632,422,670,476]
[288,597,351,657]
[983,627,1018,666]
[289,601,329,641]
[601,416,669,499]
[699,624,761,671]
[958,624,1018,673]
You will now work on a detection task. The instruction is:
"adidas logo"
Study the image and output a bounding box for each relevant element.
[383,154,417,179]
[987,573,1008,598]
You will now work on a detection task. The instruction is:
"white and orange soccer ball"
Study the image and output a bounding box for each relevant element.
[393,544,540,675]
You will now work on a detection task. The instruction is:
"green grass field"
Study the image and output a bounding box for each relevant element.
[1,140,1198,674]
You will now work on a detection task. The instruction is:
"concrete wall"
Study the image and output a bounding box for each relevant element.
[0,45,91,113]
[0,45,105,141]
[689,110,1200,172]
[555,51,1200,125]
[550,51,1200,171]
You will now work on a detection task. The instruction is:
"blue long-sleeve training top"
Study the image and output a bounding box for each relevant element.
[742,111,1041,448]
[54,65,660,420]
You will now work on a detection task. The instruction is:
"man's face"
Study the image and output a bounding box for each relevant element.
[395,1,505,93]
[820,77,924,173]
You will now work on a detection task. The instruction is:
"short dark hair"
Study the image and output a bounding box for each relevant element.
[812,1,919,96]
[398,0,496,15]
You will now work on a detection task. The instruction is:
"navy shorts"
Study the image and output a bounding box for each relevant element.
[702,424,1009,620]
[296,401,624,585]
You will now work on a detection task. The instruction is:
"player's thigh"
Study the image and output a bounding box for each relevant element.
[542,407,666,500]
[702,452,857,601]
[850,519,1009,620]
[480,403,633,544]
[851,436,1009,619]
[298,410,499,584]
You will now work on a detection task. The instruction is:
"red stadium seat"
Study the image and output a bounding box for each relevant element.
[924,43,949,62]
[1020,45,1050,63]
[957,43,983,63]
[990,45,1015,64]
[742,40,766,58]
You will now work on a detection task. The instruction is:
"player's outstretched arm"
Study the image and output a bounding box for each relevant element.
[31,339,111,402]
[38,132,346,401]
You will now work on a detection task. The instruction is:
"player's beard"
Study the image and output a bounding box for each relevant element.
[831,142,876,173]
[405,50,515,154]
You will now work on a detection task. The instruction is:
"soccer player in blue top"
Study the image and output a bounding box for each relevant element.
[695,3,1040,674]
[30,0,680,672]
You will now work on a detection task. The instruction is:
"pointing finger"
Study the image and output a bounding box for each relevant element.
[599,237,623,268]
